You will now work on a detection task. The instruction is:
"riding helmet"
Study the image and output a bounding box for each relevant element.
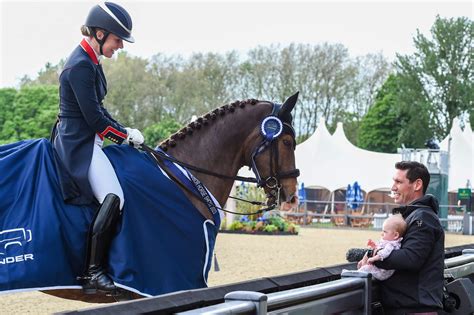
[85,2,134,43]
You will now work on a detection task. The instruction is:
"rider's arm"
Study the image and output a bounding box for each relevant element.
[68,61,128,144]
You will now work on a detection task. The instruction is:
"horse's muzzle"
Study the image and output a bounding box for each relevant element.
[280,194,299,211]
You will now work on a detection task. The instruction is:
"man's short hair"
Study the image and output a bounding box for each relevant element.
[395,161,430,194]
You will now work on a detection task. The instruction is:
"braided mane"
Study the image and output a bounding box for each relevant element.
[159,98,259,151]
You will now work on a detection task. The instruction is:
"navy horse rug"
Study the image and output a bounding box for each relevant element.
[0,139,220,297]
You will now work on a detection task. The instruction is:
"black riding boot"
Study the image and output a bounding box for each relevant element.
[82,193,121,294]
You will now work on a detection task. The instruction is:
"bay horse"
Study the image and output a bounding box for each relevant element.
[14,93,300,303]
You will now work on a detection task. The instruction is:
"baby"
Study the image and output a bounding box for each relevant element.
[357,214,407,280]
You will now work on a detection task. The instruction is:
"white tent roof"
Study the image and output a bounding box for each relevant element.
[440,118,474,192]
[296,119,399,192]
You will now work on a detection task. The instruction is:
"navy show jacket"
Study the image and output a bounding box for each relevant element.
[51,39,128,205]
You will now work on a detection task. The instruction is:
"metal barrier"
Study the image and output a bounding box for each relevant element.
[176,251,474,315]
[444,249,474,315]
[60,245,474,315]
[445,249,474,278]
[177,272,372,315]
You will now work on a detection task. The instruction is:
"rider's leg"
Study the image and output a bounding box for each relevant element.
[88,136,125,209]
[83,193,121,294]
[82,135,124,294]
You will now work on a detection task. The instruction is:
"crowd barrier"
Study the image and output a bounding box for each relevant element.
[60,245,474,315]
[177,250,474,315]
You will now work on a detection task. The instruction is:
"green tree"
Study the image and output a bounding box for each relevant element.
[358,75,402,152]
[396,16,473,138]
[358,74,432,152]
[20,60,64,87]
[102,51,153,129]
[328,111,361,145]
[163,51,240,123]
[395,74,432,148]
[15,42,391,142]
[35,61,64,85]
[143,117,182,147]
[0,88,17,130]
[0,85,58,143]
[241,44,390,140]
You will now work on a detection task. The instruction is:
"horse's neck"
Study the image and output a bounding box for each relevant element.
[166,103,271,206]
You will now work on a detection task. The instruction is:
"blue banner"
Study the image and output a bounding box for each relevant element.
[298,182,306,203]
[0,139,218,296]
[346,181,364,210]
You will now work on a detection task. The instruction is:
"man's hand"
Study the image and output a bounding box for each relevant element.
[367,255,381,264]
[124,127,144,148]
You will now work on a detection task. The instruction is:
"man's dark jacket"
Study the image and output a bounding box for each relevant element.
[51,41,128,205]
[375,194,445,312]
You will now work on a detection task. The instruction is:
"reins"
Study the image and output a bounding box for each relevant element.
[140,144,258,183]
[140,144,298,184]
[141,143,276,215]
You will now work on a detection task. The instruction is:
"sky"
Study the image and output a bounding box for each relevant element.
[0,0,472,88]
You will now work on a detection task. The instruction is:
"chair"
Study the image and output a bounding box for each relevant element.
[350,211,372,228]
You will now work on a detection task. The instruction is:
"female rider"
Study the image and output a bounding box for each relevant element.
[51,2,143,294]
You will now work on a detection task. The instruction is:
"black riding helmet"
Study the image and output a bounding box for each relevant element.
[85,2,134,54]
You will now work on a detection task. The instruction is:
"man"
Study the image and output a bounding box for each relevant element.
[359,161,445,314]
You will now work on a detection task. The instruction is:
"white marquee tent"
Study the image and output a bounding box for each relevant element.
[295,118,399,192]
[294,118,473,193]
[440,117,474,192]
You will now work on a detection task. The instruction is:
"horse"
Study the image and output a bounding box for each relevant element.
[0,93,300,303]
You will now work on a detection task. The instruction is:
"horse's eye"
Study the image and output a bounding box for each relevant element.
[283,139,292,147]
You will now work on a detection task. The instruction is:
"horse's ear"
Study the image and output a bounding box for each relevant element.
[278,91,299,122]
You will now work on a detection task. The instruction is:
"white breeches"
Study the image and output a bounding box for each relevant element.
[88,135,124,209]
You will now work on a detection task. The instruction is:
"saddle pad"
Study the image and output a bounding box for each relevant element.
[0,139,218,296]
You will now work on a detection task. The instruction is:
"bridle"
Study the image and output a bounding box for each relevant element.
[249,102,300,205]
[141,102,300,214]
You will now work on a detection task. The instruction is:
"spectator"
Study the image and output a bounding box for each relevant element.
[359,161,445,314]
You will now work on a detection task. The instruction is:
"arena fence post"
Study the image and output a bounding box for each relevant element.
[341,270,372,315]
[225,291,268,315]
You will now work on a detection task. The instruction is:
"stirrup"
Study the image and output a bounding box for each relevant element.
[82,281,119,296]
[79,269,118,295]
